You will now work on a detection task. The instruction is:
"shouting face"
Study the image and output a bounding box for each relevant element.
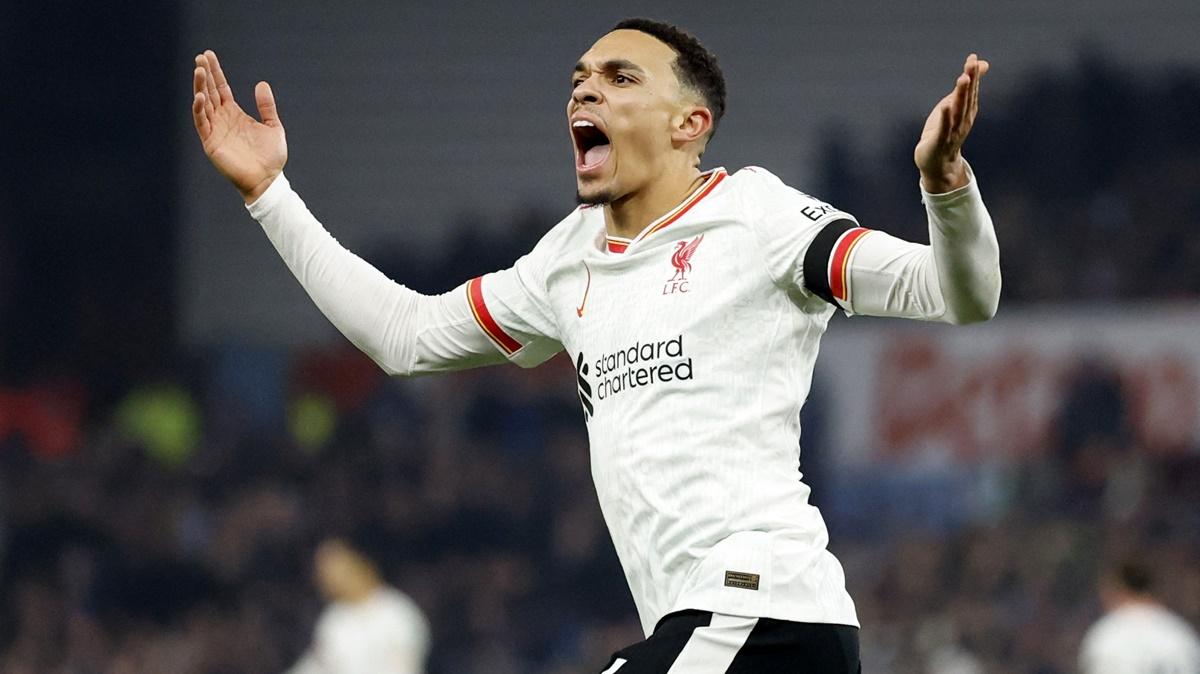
[568,29,711,205]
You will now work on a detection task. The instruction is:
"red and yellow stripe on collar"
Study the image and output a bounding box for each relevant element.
[466,277,522,355]
[634,169,727,244]
[829,227,872,304]
[606,237,630,253]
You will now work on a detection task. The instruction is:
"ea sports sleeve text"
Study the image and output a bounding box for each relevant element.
[736,167,860,298]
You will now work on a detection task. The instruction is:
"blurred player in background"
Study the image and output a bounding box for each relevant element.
[286,538,429,674]
[1079,561,1200,674]
[193,17,998,673]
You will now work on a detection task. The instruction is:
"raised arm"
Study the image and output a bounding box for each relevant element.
[191,51,558,375]
[832,54,1001,324]
[244,175,507,375]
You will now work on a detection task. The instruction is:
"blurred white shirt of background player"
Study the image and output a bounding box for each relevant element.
[287,539,430,674]
[1080,561,1200,674]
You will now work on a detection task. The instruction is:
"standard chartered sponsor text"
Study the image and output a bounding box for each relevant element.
[593,334,693,400]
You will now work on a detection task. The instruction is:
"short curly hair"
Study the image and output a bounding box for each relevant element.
[612,18,727,140]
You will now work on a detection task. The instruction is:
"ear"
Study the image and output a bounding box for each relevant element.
[671,105,713,146]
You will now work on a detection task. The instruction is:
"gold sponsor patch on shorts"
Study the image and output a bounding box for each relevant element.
[724,570,760,591]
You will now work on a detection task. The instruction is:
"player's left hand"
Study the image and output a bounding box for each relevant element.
[914,54,989,193]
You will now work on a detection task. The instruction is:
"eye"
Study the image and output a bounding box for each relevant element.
[613,74,630,85]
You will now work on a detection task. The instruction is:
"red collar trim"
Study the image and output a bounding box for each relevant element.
[602,168,728,254]
[633,168,727,245]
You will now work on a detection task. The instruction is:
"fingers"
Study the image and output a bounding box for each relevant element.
[951,71,971,134]
[193,66,215,123]
[204,49,236,105]
[938,99,954,144]
[192,91,211,139]
[950,54,989,138]
[967,67,980,128]
[192,58,205,97]
[202,56,221,107]
[193,54,219,113]
[255,81,282,127]
[964,54,988,134]
[965,54,977,125]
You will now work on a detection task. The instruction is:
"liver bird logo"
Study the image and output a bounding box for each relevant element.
[668,234,704,282]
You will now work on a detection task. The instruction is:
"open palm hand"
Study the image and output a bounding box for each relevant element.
[192,50,287,203]
[914,54,989,193]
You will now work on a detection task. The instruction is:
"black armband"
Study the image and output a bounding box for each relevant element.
[802,218,858,305]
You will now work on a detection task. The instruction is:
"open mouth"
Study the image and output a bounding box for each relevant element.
[572,119,612,172]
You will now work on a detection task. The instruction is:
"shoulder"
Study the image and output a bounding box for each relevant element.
[1081,611,1119,646]
[1087,605,1199,647]
[520,206,601,270]
[722,167,856,262]
[375,587,431,629]
[726,166,851,225]
[725,165,820,201]
[314,602,348,637]
[1148,606,1200,645]
[723,165,786,203]
[1080,612,1127,669]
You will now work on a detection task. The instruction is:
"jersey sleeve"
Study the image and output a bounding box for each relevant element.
[839,163,1000,322]
[739,164,999,324]
[737,166,861,302]
[246,173,559,376]
[464,247,564,368]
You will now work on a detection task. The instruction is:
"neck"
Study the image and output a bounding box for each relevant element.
[1111,592,1157,611]
[340,577,381,604]
[604,164,707,239]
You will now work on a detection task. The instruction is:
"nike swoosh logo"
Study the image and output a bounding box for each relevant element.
[576,261,591,317]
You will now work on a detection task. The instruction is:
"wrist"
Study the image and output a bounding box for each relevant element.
[241,174,279,205]
[919,157,969,194]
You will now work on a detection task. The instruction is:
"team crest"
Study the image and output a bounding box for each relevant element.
[663,234,703,295]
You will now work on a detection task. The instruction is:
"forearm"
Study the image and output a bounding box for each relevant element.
[921,163,1001,323]
[843,164,1000,323]
[918,155,970,195]
[246,174,502,374]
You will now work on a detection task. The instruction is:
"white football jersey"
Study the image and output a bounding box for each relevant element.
[468,167,860,634]
[1080,603,1200,674]
[249,161,998,638]
[288,587,430,674]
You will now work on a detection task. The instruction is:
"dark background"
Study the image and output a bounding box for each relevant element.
[2,2,1199,672]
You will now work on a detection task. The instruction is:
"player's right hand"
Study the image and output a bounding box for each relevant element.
[192,50,287,204]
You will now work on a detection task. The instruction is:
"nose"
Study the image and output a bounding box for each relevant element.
[572,75,602,106]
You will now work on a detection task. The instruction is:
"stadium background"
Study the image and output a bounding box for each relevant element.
[2,1,1199,672]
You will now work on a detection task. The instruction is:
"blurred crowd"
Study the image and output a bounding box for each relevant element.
[819,51,1200,304]
[2,346,1198,674]
[0,352,642,674]
[2,54,1200,674]
[338,53,1200,309]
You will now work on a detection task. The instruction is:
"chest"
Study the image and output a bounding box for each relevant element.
[545,226,775,353]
